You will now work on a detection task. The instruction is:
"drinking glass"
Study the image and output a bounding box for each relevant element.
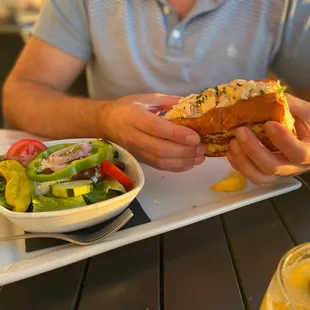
[260,243,310,310]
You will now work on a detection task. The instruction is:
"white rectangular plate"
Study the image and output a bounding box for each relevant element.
[0,155,301,286]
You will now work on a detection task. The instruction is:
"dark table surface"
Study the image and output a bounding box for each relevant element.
[1,173,310,310]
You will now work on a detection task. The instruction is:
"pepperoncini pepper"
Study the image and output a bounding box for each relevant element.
[0,160,33,212]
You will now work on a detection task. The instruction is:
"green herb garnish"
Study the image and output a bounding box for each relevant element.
[260,90,265,95]
[196,95,205,105]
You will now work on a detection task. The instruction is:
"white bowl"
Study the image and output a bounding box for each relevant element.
[0,138,145,233]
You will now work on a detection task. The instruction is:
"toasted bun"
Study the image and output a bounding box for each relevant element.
[166,81,296,157]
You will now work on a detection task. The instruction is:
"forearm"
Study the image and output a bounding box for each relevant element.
[3,78,110,139]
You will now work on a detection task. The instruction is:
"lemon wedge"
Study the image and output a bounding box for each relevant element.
[211,172,247,192]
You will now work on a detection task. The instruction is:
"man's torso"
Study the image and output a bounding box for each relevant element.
[86,0,286,99]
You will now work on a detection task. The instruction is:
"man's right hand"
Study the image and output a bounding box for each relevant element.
[100,93,206,172]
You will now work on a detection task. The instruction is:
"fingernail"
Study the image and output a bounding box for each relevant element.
[197,145,206,155]
[236,128,247,142]
[195,156,205,164]
[265,122,277,136]
[183,166,194,172]
[230,140,241,154]
[187,135,200,145]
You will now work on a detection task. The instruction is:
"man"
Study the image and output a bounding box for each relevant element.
[2,0,310,184]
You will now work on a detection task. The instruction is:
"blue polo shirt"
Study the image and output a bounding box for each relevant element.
[32,0,310,99]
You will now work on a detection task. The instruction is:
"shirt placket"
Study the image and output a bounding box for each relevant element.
[156,0,224,57]
[156,0,187,56]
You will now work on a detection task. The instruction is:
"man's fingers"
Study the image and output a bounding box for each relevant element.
[135,131,206,158]
[168,166,194,173]
[135,109,201,145]
[235,128,279,174]
[123,125,205,158]
[133,94,183,112]
[151,95,183,112]
[294,116,310,140]
[116,120,205,171]
[286,94,310,121]
[265,121,310,164]
[123,128,206,169]
[228,139,278,185]
[235,127,308,175]
[272,153,310,175]
[137,148,205,170]
[226,151,241,173]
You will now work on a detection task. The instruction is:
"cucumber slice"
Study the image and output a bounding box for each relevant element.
[51,180,93,198]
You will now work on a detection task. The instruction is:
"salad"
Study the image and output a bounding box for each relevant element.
[0,138,134,213]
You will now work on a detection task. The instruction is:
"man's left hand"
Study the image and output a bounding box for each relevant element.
[226,94,310,184]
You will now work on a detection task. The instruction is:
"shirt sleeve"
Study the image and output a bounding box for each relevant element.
[270,0,310,90]
[32,0,91,61]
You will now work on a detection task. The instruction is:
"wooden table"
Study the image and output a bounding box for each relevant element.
[1,131,310,310]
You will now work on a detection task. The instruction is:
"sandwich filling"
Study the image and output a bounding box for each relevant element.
[164,79,286,120]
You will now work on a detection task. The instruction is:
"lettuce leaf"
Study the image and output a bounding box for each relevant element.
[83,178,124,205]
[277,86,287,96]
[32,195,86,212]
[0,178,5,192]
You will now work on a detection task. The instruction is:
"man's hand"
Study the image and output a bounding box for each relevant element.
[226,94,310,184]
[101,93,206,172]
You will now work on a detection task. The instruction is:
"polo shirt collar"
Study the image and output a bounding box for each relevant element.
[155,0,225,17]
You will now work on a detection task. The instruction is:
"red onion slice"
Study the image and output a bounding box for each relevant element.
[47,142,92,166]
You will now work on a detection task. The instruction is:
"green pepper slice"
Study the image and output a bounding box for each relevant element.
[90,139,115,162]
[26,143,108,182]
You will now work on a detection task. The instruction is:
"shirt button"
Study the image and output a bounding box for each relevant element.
[171,29,181,39]
[163,5,170,15]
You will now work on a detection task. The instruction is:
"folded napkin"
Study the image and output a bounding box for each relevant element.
[25,199,150,252]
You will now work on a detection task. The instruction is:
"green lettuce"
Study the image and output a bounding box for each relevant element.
[83,178,125,205]
[277,86,287,96]
[32,195,86,212]
[0,178,5,192]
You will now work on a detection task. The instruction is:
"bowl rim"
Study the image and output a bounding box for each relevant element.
[0,138,145,218]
